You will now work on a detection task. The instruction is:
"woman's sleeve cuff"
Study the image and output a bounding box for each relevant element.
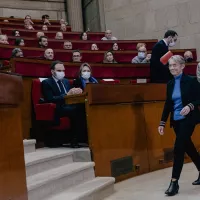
[159,121,166,127]
[187,103,194,111]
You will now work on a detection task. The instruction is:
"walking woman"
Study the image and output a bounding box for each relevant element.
[158,55,200,196]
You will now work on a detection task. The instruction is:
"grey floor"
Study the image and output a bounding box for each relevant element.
[105,163,200,200]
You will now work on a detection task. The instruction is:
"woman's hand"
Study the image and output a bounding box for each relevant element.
[158,126,165,135]
[180,105,190,116]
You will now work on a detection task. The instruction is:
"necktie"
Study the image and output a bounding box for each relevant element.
[57,80,65,95]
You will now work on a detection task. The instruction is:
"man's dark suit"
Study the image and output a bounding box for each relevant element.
[42,77,88,143]
[150,40,172,83]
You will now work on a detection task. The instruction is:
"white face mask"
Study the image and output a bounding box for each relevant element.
[138,52,146,59]
[82,72,91,80]
[169,41,176,47]
[55,71,65,80]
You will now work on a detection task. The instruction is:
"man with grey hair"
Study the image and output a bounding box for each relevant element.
[101,30,117,40]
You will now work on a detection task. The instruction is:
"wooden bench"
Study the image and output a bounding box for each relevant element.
[7,36,158,50]
[1,28,104,41]
[0,22,71,31]
[10,58,199,138]
[64,84,200,181]
[0,17,60,25]
[0,44,197,63]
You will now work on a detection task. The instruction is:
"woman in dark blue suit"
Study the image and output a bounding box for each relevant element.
[158,55,200,196]
[73,63,98,90]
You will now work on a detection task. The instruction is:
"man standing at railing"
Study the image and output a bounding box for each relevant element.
[150,30,178,83]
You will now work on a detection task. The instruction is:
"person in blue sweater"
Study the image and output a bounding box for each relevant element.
[158,55,200,196]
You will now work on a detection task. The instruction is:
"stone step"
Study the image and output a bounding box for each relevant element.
[25,148,74,177]
[45,177,115,200]
[27,162,95,200]
[23,139,36,154]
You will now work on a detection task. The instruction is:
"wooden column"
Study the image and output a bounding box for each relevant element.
[0,72,28,200]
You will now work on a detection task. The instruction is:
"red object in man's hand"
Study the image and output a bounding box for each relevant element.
[160,51,173,65]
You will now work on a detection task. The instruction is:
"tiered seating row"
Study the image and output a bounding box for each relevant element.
[1,45,197,63]
[11,58,198,79]
[7,36,158,50]
[0,17,60,25]
[0,22,71,31]
[2,28,104,41]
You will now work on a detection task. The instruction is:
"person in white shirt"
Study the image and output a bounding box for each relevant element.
[101,30,117,41]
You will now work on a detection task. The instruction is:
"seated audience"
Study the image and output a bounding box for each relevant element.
[42,25,48,31]
[60,24,67,32]
[63,41,73,50]
[103,51,117,63]
[44,48,54,60]
[36,32,45,39]
[11,48,23,58]
[41,60,87,147]
[80,32,89,41]
[184,51,193,62]
[39,36,48,48]
[12,30,20,37]
[112,43,120,51]
[73,63,98,90]
[0,35,9,44]
[101,30,117,40]
[25,24,34,30]
[55,32,63,40]
[42,14,51,25]
[132,45,151,64]
[136,43,146,50]
[60,18,68,25]
[15,38,25,46]
[72,50,82,63]
[24,15,34,24]
[24,15,34,30]
[3,20,9,23]
[91,43,99,51]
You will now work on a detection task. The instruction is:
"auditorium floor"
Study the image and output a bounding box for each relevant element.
[104,163,200,200]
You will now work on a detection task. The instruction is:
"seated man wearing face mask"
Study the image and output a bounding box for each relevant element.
[131,45,151,64]
[150,30,178,83]
[73,63,98,90]
[42,61,88,148]
[184,51,193,63]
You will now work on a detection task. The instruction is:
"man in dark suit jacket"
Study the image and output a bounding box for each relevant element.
[150,30,178,83]
[42,60,87,147]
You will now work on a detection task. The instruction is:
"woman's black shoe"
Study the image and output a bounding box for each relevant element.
[192,173,200,185]
[165,180,179,196]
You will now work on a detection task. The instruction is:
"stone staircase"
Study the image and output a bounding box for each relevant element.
[23,140,115,200]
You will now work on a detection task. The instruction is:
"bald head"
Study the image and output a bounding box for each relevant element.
[105,30,112,39]
[37,32,44,39]
[44,48,54,60]
[55,32,63,40]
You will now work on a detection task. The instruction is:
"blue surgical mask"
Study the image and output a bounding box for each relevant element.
[138,52,146,59]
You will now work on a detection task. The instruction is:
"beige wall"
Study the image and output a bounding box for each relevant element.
[0,0,67,20]
[102,0,200,59]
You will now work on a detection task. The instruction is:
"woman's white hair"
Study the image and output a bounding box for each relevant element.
[169,55,185,65]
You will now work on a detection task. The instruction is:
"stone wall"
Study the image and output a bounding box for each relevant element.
[102,0,200,59]
[0,0,67,20]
